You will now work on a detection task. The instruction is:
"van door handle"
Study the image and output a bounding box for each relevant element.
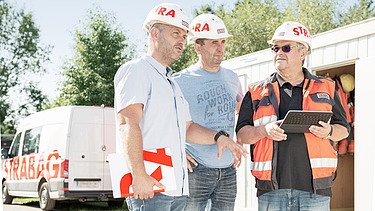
[101,145,106,151]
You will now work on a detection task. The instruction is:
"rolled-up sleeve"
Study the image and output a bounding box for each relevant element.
[236,91,254,133]
[114,63,149,113]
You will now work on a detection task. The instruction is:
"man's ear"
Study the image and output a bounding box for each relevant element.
[150,27,160,40]
[194,42,201,54]
[300,49,308,61]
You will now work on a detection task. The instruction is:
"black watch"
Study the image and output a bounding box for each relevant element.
[214,130,229,142]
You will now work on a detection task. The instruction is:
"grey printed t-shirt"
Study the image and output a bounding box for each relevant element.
[173,65,243,168]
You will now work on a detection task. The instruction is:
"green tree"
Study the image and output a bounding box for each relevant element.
[0,1,50,133]
[170,44,197,72]
[283,0,338,35]
[224,0,281,58]
[56,9,135,107]
[171,0,282,72]
[162,0,375,72]
[339,0,375,26]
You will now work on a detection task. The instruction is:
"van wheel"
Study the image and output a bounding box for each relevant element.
[2,182,13,204]
[107,199,124,208]
[39,182,56,210]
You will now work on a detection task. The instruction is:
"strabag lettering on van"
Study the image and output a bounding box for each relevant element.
[2,150,63,181]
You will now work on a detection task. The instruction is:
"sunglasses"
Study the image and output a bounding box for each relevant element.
[271,44,302,53]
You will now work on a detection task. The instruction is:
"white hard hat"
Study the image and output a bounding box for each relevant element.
[189,14,232,43]
[268,21,312,53]
[143,3,190,32]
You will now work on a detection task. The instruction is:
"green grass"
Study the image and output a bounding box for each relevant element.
[13,197,39,203]
[10,197,128,210]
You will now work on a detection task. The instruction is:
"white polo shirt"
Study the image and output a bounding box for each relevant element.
[114,55,191,196]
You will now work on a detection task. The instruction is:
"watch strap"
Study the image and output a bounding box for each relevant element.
[214,130,229,142]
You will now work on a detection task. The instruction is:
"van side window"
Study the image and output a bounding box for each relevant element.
[9,133,22,158]
[22,127,42,155]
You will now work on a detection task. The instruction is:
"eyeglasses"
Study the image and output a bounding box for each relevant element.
[271,44,303,53]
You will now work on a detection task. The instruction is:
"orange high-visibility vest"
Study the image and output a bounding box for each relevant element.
[248,71,337,191]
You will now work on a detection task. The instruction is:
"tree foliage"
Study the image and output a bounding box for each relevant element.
[3,0,374,133]
[171,0,375,72]
[339,0,375,26]
[224,0,281,58]
[283,0,338,35]
[0,1,50,133]
[56,9,135,107]
[170,44,197,72]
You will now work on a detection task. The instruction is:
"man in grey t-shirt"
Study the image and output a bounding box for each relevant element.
[173,14,243,211]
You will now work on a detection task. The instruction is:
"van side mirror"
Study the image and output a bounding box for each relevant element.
[1,148,9,159]
[1,153,8,159]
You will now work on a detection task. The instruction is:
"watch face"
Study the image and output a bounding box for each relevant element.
[222,131,229,137]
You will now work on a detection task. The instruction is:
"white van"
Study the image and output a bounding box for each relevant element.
[1,106,123,210]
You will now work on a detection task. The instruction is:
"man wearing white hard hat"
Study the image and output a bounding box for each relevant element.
[236,21,350,210]
[114,4,247,211]
[173,14,244,211]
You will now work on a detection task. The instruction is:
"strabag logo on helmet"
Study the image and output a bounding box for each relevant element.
[293,26,310,38]
[188,14,232,43]
[143,3,190,32]
[192,23,210,32]
[155,6,175,18]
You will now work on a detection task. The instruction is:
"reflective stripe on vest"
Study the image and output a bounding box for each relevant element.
[310,158,338,168]
[251,160,272,171]
[253,115,277,127]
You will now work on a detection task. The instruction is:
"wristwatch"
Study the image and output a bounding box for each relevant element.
[214,130,230,142]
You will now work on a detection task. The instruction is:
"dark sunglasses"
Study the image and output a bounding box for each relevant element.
[271,44,301,53]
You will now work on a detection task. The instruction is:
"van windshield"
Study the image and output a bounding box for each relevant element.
[8,133,22,158]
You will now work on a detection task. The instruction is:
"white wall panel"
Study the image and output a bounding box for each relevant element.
[348,39,359,59]
[311,48,324,67]
[324,45,336,64]
[259,63,269,80]
[335,42,348,61]
[358,37,368,58]
[251,65,260,83]
[368,34,375,57]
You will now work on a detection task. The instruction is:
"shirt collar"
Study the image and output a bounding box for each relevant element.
[270,68,323,87]
[144,55,174,77]
[302,67,323,83]
[276,74,303,88]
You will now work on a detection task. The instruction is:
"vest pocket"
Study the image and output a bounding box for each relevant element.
[253,96,271,111]
[309,92,335,106]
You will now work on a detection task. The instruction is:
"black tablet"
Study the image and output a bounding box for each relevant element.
[279,110,333,133]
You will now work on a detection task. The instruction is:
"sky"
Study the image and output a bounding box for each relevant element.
[8,0,357,100]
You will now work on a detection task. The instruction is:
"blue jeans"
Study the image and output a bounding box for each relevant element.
[185,164,237,211]
[126,193,187,211]
[258,189,330,211]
